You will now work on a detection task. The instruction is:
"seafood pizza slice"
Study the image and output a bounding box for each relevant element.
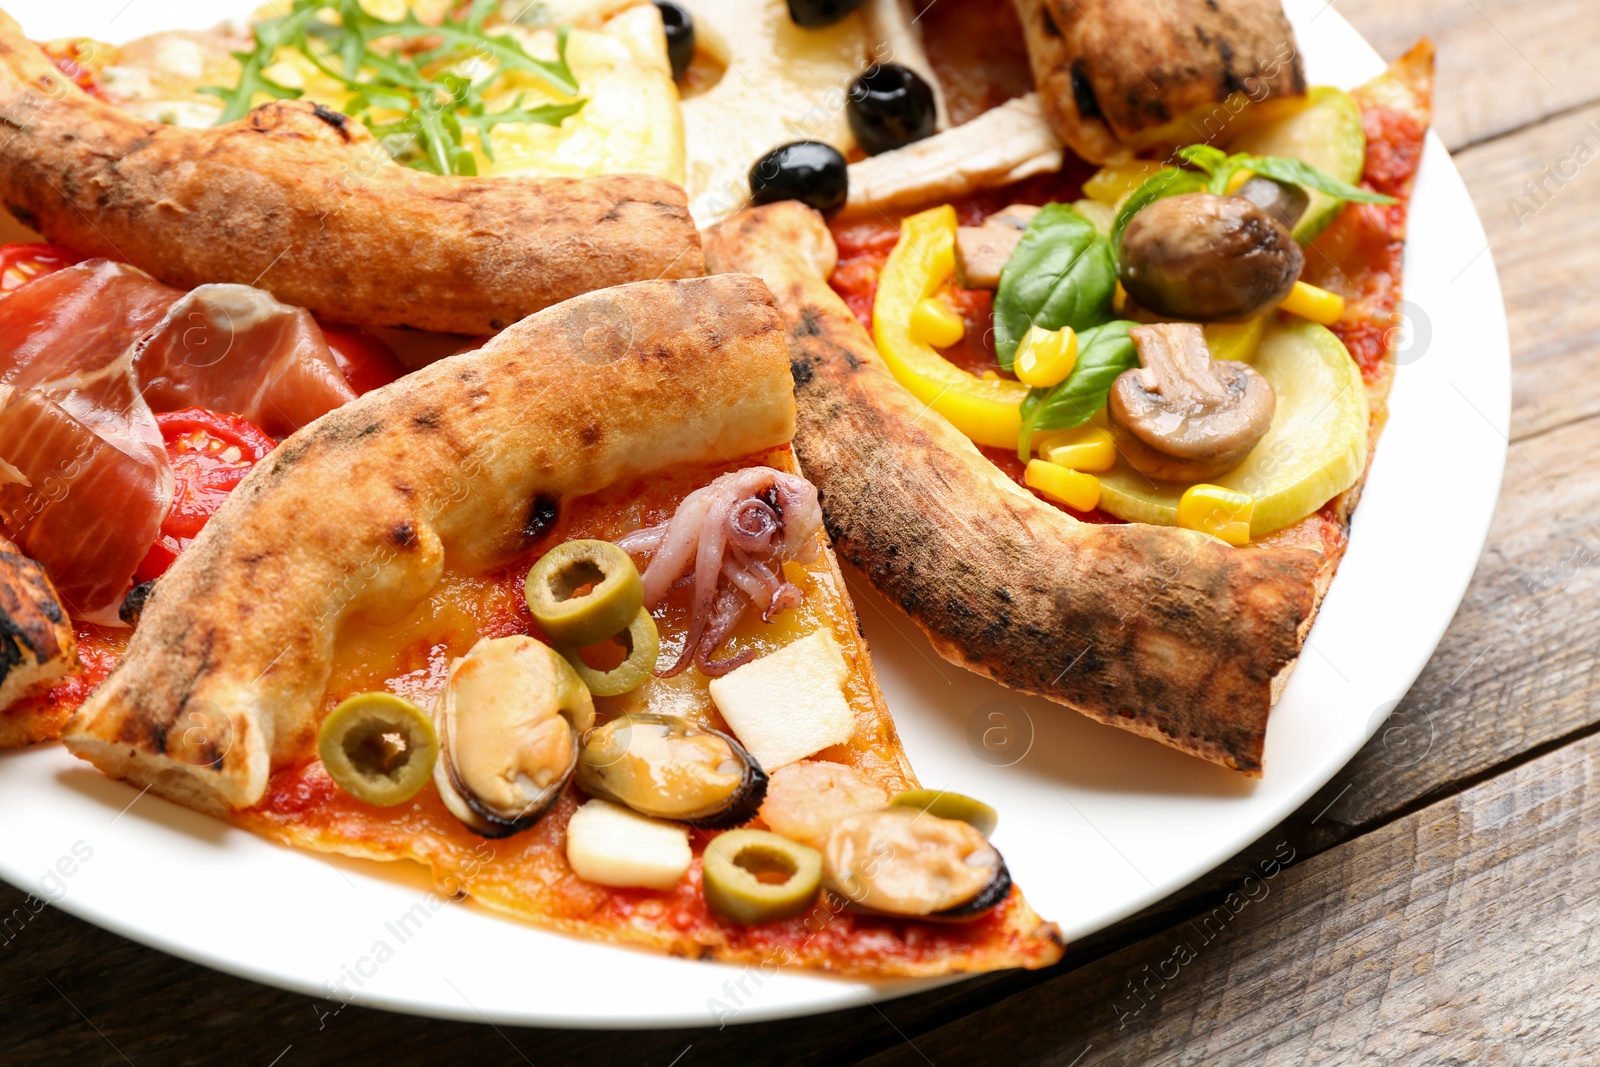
[63,275,1063,977]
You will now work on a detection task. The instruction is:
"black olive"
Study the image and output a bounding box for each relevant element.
[652,0,694,82]
[748,141,849,215]
[786,0,866,29]
[846,63,936,156]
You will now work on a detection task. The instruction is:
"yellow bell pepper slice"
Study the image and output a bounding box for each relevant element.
[1014,325,1078,388]
[873,206,1027,448]
[1203,317,1265,364]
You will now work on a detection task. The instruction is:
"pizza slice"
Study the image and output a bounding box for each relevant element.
[705,43,1434,775]
[61,274,1063,976]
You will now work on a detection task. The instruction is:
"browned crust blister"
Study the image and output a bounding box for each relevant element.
[706,203,1321,775]
[0,11,703,335]
[1014,0,1306,162]
[0,539,76,744]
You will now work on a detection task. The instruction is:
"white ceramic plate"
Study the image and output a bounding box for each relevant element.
[0,0,1508,1029]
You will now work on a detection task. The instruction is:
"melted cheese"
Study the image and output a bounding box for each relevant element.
[678,0,867,225]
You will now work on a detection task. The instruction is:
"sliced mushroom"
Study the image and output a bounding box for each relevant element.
[433,635,595,838]
[1118,192,1303,321]
[1107,323,1276,483]
[575,712,767,829]
[1233,176,1310,233]
[954,204,1040,289]
[822,807,1011,921]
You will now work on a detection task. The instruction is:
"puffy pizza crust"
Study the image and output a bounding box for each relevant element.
[0,11,702,335]
[706,203,1322,775]
[64,275,794,813]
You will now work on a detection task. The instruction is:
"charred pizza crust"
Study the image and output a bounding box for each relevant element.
[0,536,76,745]
[0,11,702,336]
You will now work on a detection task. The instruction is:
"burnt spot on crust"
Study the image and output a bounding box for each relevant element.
[412,411,440,431]
[579,423,603,447]
[391,521,417,548]
[524,494,561,543]
[355,420,384,439]
[119,580,156,627]
[790,357,815,388]
[6,202,37,228]
[311,103,352,140]
[1070,61,1103,120]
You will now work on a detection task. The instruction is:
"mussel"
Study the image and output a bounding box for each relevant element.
[821,807,1012,922]
[576,712,767,830]
[433,635,595,838]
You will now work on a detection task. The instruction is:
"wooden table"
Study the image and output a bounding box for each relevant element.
[5,2,1597,1062]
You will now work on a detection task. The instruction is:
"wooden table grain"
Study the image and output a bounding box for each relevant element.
[3,2,1592,1064]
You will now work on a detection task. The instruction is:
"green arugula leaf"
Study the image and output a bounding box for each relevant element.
[993,203,1118,370]
[1016,320,1139,461]
[203,2,585,174]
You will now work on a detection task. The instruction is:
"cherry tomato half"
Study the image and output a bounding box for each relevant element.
[134,409,276,582]
[319,322,405,395]
[0,243,83,297]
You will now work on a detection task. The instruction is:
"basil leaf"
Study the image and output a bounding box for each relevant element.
[1110,167,1206,249]
[1238,153,1398,204]
[993,203,1118,370]
[1017,320,1140,461]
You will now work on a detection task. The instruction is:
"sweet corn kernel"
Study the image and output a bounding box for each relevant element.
[1083,161,1166,207]
[1225,168,1255,194]
[1014,325,1078,388]
[1177,484,1255,546]
[1279,280,1346,325]
[910,297,966,348]
[1113,280,1128,313]
[1037,424,1116,472]
[1024,460,1101,512]
[1204,317,1265,364]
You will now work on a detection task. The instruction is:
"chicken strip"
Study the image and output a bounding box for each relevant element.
[0,11,702,336]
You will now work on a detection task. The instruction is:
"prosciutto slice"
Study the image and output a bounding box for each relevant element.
[0,261,179,622]
[0,262,363,622]
[135,285,358,438]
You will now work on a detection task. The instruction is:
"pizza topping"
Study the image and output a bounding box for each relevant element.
[890,789,1000,838]
[749,141,850,217]
[822,807,1010,920]
[317,692,439,808]
[565,797,692,891]
[1117,193,1303,323]
[564,608,662,697]
[954,204,1039,289]
[707,629,854,770]
[1107,323,1275,483]
[524,539,645,648]
[433,636,596,838]
[702,828,824,924]
[757,760,890,851]
[785,0,866,29]
[653,0,695,81]
[1233,175,1311,233]
[847,63,937,156]
[617,466,823,677]
[575,712,767,829]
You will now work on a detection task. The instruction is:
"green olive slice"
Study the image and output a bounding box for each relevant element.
[563,608,660,697]
[318,693,439,807]
[525,539,643,648]
[890,789,999,838]
[702,829,823,925]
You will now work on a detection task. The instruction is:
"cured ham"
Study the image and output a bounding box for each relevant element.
[0,258,371,622]
[136,285,358,438]
[0,262,177,622]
